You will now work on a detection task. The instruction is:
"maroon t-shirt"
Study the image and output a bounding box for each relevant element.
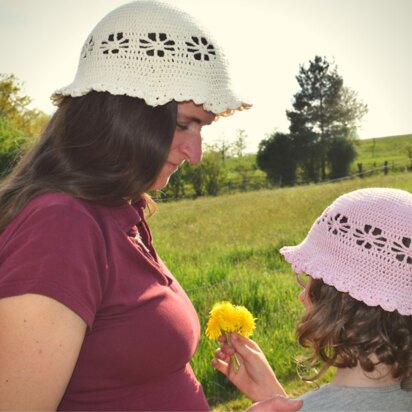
[0,193,209,411]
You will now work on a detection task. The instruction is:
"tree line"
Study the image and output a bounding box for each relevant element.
[0,74,48,176]
[1,56,370,197]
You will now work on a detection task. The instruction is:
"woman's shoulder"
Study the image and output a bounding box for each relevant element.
[3,192,139,245]
[18,192,104,225]
[3,192,102,241]
[27,192,92,213]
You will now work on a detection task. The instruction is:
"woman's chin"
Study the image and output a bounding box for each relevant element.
[150,176,171,191]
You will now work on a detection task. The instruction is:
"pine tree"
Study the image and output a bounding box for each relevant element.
[287,56,367,181]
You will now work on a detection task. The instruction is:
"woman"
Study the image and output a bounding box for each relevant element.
[0,1,250,410]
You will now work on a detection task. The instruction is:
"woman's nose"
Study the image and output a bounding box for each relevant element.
[182,133,203,164]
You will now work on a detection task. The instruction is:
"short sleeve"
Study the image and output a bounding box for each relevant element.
[0,203,109,328]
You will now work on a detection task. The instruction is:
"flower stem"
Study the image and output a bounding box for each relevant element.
[223,331,241,374]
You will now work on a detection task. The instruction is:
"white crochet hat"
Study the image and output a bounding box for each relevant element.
[280,188,412,315]
[51,0,250,116]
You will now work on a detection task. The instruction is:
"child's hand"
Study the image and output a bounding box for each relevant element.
[211,333,287,401]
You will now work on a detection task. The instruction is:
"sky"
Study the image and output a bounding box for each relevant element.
[0,0,411,152]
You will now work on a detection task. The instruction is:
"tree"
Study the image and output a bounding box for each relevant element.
[184,162,204,197]
[202,151,227,195]
[206,136,232,162]
[231,129,247,157]
[0,74,49,176]
[233,164,252,191]
[287,56,367,181]
[327,137,357,179]
[0,73,48,138]
[182,150,227,197]
[0,116,26,176]
[156,166,187,200]
[256,132,297,186]
[288,111,322,182]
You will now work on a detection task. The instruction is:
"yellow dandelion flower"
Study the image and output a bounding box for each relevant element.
[233,305,256,337]
[205,316,221,340]
[209,301,237,333]
[206,301,255,338]
[206,301,256,373]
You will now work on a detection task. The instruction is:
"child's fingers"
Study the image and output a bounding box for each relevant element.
[218,334,228,344]
[217,343,235,356]
[219,333,262,354]
[211,358,229,376]
[231,333,262,354]
[229,334,259,359]
[232,333,262,352]
[214,347,232,362]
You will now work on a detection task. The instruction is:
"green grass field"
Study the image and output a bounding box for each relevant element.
[150,172,412,410]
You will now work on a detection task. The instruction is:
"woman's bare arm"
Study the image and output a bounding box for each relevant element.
[0,293,87,411]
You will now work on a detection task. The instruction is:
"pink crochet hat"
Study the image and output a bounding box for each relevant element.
[280,188,412,315]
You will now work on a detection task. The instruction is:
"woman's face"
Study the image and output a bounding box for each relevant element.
[150,101,215,190]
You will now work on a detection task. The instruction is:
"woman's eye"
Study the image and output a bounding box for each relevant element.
[176,123,189,131]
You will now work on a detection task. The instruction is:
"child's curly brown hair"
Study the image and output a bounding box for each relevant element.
[296,278,412,390]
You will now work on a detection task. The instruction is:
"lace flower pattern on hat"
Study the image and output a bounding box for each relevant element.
[392,237,412,264]
[82,36,95,58]
[326,213,350,235]
[353,225,386,250]
[139,33,176,57]
[100,32,130,55]
[324,211,410,264]
[186,36,216,61]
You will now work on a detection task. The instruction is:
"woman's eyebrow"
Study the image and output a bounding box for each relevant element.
[177,115,213,126]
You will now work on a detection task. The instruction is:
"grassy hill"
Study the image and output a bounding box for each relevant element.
[354,133,412,171]
[150,172,412,410]
[226,133,412,176]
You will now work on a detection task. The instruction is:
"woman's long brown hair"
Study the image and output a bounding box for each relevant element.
[0,92,177,232]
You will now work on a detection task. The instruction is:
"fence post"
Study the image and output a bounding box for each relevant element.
[357,163,364,178]
[384,161,389,176]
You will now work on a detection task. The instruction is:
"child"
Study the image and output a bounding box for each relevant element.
[212,188,412,411]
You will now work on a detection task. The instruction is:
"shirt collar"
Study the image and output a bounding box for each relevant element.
[99,197,147,233]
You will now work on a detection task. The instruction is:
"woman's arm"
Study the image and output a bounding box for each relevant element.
[212,332,287,402]
[0,293,87,410]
